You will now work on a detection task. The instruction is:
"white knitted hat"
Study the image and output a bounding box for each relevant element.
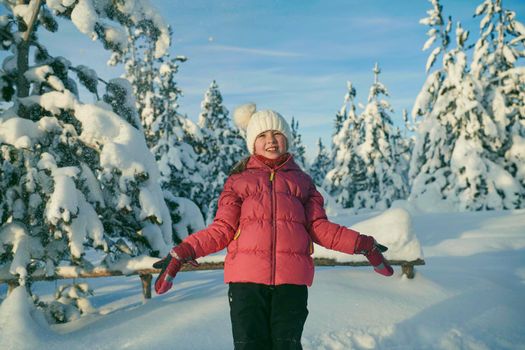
[233,103,292,154]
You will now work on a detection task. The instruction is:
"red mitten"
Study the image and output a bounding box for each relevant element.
[153,255,181,294]
[354,235,394,277]
[153,242,197,294]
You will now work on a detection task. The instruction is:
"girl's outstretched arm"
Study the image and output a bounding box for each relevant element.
[153,176,243,294]
[183,176,242,258]
[304,183,393,276]
[304,184,360,253]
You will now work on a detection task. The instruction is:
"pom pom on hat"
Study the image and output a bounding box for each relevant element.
[233,103,293,154]
[233,103,257,131]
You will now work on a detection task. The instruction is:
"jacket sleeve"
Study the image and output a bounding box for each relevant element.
[304,183,360,254]
[183,176,242,258]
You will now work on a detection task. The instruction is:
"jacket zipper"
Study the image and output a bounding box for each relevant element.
[251,155,292,285]
[270,170,277,285]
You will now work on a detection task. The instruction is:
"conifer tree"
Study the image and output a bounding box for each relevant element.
[309,138,331,187]
[197,81,246,223]
[333,105,346,137]
[395,109,413,191]
[471,0,525,206]
[120,23,205,239]
[354,63,407,210]
[0,0,173,321]
[324,81,366,208]
[411,1,523,210]
[290,117,306,168]
[410,0,457,208]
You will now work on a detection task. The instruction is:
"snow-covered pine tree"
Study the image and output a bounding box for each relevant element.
[471,0,525,207]
[396,109,414,189]
[446,23,522,209]
[120,22,205,241]
[324,81,367,208]
[333,102,346,137]
[409,0,457,209]
[309,138,331,187]
[149,69,206,240]
[471,0,524,80]
[502,66,525,199]
[419,0,452,74]
[354,63,408,210]
[197,81,230,131]
[411,0,523,210]
[0,1,173,319]
[197,81,246,223]
[410,0,452,145]
[120,24,157,136]
[289,117,306,168]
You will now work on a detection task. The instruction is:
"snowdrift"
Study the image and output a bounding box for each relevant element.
[313,207,423,262]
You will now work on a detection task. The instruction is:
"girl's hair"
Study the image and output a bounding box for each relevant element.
[229,156,251,175]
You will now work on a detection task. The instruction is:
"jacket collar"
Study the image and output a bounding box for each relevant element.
[247,153,301,172]
[254,153,290,169]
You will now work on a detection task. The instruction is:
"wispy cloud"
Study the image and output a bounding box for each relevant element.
[351,16,417,30]
[202,44,303,58]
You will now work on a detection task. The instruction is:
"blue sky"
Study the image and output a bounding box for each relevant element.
[158,0,525,160]
[5,0,525,161]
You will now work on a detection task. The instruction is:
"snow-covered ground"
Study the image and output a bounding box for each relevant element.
[1,208,524,350]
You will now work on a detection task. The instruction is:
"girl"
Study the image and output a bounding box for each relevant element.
[153,103,393,350]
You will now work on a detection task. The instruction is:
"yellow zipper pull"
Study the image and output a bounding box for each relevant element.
[234,228,241,240]
[270,171,275,182]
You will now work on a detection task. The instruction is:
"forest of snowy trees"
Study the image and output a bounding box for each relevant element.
[0,0,523,323]
[316,0,525,212]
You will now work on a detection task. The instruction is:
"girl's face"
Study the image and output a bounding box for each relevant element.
[253,130,287,159]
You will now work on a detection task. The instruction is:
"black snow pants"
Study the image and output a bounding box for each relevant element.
[228,283,309,350]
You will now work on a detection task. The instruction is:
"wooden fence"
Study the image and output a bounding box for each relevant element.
[1,258,425,299]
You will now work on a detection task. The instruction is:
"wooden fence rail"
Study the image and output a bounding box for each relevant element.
[0,259,425,299]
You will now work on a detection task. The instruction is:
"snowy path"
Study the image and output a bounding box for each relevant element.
[1,209,525,349]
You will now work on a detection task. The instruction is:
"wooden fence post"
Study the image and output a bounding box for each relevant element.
[139,273,153,299]
[401,263,415,279]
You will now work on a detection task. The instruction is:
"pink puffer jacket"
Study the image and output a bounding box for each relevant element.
[184,155,360,286]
